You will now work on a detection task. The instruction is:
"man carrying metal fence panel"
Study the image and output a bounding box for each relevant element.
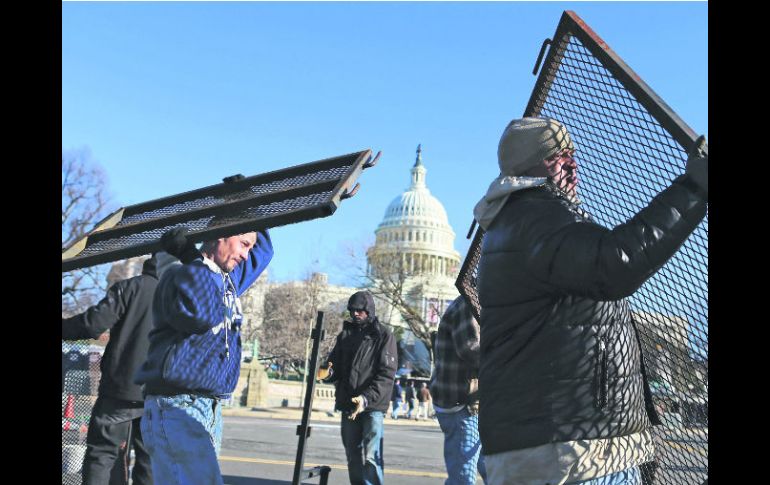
[472,117,707,485]
[134,227,273,485]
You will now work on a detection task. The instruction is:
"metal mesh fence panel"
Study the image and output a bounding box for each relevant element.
[62,342,101,483]
[62,150,379,272]
[457,11,706,484]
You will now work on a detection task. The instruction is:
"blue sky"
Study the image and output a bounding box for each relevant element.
[62,1,708,286]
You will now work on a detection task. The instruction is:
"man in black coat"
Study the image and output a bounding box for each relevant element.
[318,291,397,485]
[473,117,708,485]
[404,380,416,420]
[62,252,178,485]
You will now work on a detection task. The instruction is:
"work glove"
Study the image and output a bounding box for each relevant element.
[160,227,202,264]
[316,362,333,381]
[348,395,366,421]
[685,135,708,199]
[222,173,245,184]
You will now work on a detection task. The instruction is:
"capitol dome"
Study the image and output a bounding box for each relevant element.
[367,145,461,280]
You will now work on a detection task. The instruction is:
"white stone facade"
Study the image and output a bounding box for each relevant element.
[366,145,461,330]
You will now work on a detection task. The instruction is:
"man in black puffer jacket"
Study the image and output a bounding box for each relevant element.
[318,291,397,485]
[473,117,708,485]
[62,252,179,485]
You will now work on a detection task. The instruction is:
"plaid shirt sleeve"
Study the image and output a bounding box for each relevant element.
[451,300,481,369]
[429,297,481,408]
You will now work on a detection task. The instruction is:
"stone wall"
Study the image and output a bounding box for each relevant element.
[230,368,336,411]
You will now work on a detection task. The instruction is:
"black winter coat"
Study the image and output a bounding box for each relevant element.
[62,254,177,402]
[476,176,707,455]
[325,317,398,413]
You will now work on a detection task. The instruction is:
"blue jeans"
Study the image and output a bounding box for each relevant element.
[436,407,487,485]
[574,466,641,484]
[141,394,224,485]
[340,410,384,485]
[391,399,402,419]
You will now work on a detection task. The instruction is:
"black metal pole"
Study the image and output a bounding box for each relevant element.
[319,466,331,485]
[291,311,326,485]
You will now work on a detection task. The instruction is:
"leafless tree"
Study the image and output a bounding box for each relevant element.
[257,272,346,378]
[61,148,114,317]
[238,272,269,351]
[340,241,441,352]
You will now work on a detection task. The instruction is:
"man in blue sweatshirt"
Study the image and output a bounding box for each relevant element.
[135,228,273,484]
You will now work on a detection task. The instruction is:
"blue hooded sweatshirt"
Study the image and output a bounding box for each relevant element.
[135,229,273,398]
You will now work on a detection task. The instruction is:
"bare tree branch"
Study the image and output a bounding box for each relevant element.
[254,272,346,378]
[341,241,443,352]
[61,148,114,317]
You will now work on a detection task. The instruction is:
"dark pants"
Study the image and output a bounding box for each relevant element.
[82,396,153,485]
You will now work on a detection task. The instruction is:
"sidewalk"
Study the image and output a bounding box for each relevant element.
[222,406,439,427]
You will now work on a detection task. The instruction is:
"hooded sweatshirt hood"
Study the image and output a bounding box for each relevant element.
[347,291,376,320]
[142,251,180,279]
[474,117,575,231]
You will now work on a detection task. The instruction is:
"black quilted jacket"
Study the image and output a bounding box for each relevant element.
[326,317,398,413]
[476,175,707,455]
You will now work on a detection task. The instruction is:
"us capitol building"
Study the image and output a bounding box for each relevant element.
[366,144,461,329]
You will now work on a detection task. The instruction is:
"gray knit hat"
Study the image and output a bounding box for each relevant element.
[497,117,574,176]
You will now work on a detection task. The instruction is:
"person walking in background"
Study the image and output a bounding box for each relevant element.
[391,378,403,420]
[404,380,417,420]
[417,382,432,420]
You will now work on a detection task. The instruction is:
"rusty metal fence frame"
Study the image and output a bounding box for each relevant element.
[457,10,707,484]
[62,149,380,272]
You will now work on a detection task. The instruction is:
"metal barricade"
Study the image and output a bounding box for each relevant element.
[62,150,380,271]
[457,10,707,484]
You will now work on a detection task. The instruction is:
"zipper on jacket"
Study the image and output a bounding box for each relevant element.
[348,327,378,393]
[350,336,373,373]
[596,339,608,409]
[223,273,231,360]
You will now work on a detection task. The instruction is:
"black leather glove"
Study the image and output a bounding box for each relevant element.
[222,174,245,184]
[684,135,708,199]
[160,227,202,264]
